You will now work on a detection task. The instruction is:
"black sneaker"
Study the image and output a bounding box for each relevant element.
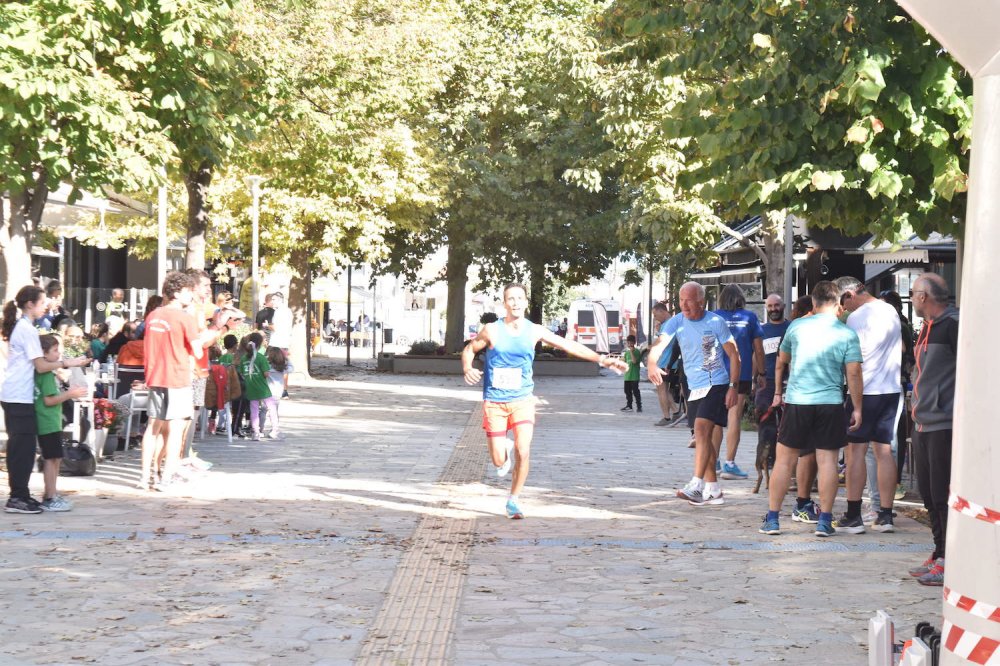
[5,497,43,514]
[833,513,866,534]
[873,512,895,533]
[620,406,633,411]
[636,406,642,413]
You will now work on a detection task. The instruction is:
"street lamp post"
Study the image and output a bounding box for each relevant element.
[157,166,168,291]
[246,176,265,321]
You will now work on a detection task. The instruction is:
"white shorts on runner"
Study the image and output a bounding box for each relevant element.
[149,386,194,421]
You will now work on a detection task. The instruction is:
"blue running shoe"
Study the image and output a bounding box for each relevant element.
[720,461,748,480]
[759,515,781,535]
[791,501,819,524]
[815,520,836,537]
[505,498,524,520]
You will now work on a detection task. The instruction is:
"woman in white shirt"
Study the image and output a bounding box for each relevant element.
[1,285,88,514]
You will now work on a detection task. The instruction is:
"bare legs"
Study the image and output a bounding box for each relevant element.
[724,393,746,462]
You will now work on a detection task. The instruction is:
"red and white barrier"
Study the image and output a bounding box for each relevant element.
[942,619,1000,665]
[950,493,1000,526]
[945,587,1000,625]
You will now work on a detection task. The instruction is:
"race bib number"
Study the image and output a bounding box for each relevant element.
[689,386,710,401]
[492,367,523,390]
[763,336,781,355]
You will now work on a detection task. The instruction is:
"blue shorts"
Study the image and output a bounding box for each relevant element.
[846,393,901,445]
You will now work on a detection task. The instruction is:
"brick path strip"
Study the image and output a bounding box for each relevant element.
[356,405,485,664]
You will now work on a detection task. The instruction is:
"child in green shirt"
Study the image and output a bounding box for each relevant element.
[235,332,271,441]
[35,335,89,511]
[621,334,642,412]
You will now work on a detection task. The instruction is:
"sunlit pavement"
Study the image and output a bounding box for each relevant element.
[0,369,939,664]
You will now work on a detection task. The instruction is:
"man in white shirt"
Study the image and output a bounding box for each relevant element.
[267,292,293,396]
[834,276,902,534]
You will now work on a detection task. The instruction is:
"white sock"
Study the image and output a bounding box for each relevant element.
[689,476,704,491]
[705,482,721,496]
[508,494,518,503]
[726,459,736,465]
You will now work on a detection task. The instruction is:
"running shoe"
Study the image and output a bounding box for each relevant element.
[40,495,73,512]
[815,520,836,537]
[4,497,43,514]
[917,558,944,586]
[873,513,895,533]
[496,437,515,478]
[620,406,633,412]
[908,554,937,578]
[636,405,642,413]
[791,502,819,524]
[833,514,866,534]
[267,431,285,441]
[759,515,781,535]
[690,489,724,507]
[505,498,524,520]
[720,461,748,480]
[862,510,878,525]
[654,418,670,426]
[251,431,261,441]
[676,484,702,502]
[895,484,907,500]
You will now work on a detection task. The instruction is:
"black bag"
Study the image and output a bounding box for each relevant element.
[60,440,97,477]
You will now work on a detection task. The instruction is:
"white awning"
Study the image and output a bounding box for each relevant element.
[862,249,929,264]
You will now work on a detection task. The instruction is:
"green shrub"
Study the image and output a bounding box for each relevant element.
[407,340,442,355]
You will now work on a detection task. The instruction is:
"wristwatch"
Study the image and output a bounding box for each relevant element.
[728,382,737,388]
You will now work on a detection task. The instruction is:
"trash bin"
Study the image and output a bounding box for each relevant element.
[383,328,393,344]
[377,352,395,372]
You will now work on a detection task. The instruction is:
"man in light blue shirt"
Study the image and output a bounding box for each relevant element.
[760,281,863,537]
[648,282,740,507]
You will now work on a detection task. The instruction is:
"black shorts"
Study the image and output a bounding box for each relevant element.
[845,393,901,444]
[687,384,729,429]
[778,403,846,451]
[38,432,63,460]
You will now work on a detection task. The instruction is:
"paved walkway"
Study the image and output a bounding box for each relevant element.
[0,369,940,664]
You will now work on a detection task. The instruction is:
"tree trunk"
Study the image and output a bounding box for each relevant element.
[528,262,545,325]
[1,174,49,301]
[760,210,787,298]
[185,161,212,270]
[288,246,312,380]
[444,240,471,353]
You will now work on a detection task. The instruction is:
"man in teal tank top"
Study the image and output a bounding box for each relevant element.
[461,283,628,519]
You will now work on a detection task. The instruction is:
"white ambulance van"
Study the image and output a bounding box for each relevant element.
[566,299,623,353]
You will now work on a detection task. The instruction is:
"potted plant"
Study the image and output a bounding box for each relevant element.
[93,398,127,457]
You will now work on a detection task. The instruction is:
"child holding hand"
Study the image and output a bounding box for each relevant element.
[35,335,89,511]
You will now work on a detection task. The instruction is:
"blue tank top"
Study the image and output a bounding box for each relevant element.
[484,320,535,402]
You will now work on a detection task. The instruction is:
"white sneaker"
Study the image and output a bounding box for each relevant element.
[496,436,515,478]
[40,495,73,512]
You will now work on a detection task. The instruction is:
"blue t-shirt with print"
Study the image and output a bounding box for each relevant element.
[761,320,791,380]
[714,309,764,382]
[780,313,862,405]
[658,312,734,390]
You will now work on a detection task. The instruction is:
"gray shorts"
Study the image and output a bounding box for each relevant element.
[149,386,194,421]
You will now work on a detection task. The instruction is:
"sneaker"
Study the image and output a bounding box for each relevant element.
[691,490,724,507]
[894,484,907,500]
[620,406,633,412]
[791,502,819,524]
[496,437,515,478]
[636,406,642,413]
[908,554,937,578]
[917,558,945,586]
[676,484,702,502]
[862,510,878,525]
[267,431,285,441]
[720,461,748,480]
[687,437,696,448]
[251,431,261,442]
[505,498,524,520]
[833,514,866,534]
[40,495,73,512]
[815,520,836,537]
[654,418,671,426]
[873,513,895,533]
[4,497,43,514]
[759,515,781,535]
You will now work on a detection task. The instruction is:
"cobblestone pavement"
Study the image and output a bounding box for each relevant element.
[0,368,940,664]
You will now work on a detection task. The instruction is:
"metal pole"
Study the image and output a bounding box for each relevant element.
[346,266,352,366]
[372,273,377,360]
[783,213,794,317]
[157,169,168,291]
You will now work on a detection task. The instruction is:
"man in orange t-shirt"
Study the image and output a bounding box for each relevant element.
[139,271,201,490]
